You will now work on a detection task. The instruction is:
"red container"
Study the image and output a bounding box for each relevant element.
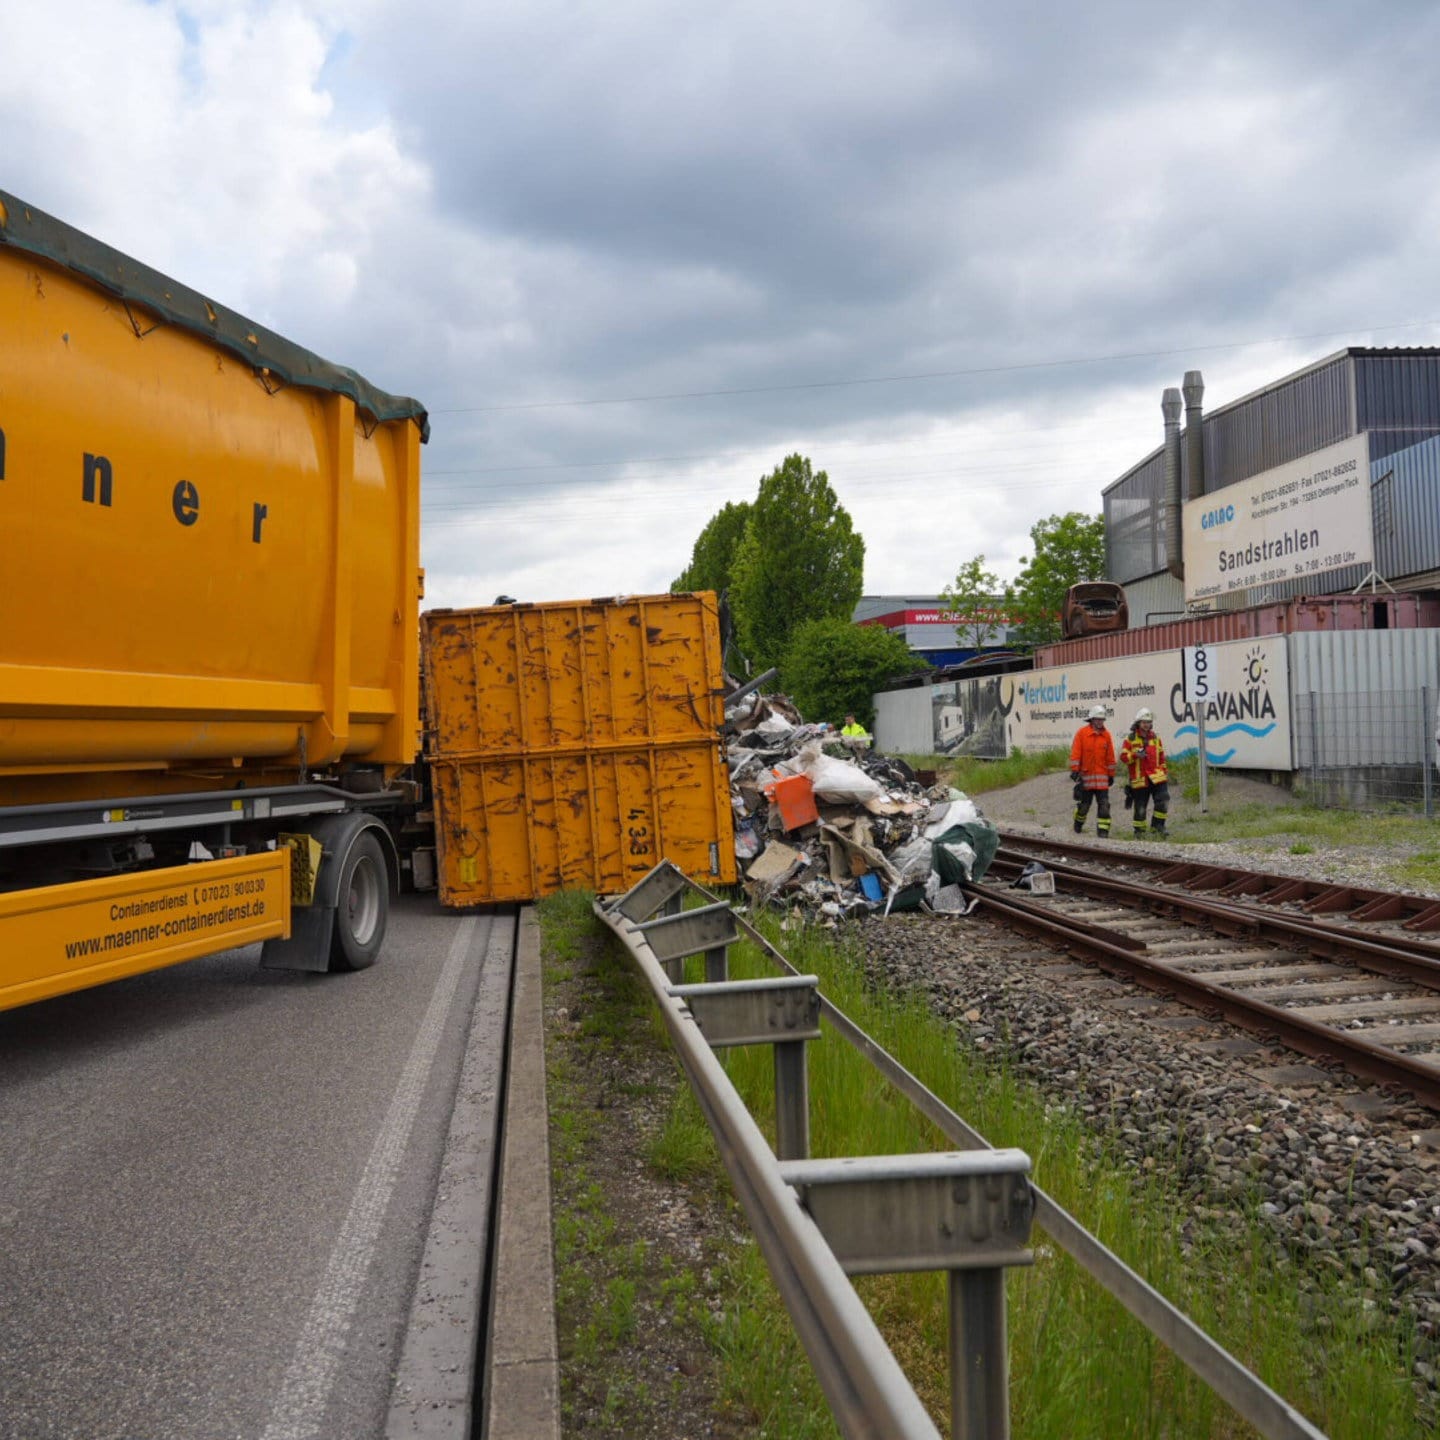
[1034,592,1438,668]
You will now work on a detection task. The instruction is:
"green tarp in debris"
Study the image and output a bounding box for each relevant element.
[930,821,1000,885]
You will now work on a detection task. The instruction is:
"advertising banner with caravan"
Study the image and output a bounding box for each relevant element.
[897,635,1293,769]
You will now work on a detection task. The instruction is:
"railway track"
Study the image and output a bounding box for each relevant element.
[962,832,1440,1108]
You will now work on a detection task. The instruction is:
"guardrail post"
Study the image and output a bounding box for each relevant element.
[951,1268,1007,1439]
[636,900,739,986]
[773,1040,810,1162]
[705,943,729,985]
[778,1151,1035,1440]
[667,976,821,1161]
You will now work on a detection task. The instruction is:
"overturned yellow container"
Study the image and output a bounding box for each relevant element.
[423,593,737,904]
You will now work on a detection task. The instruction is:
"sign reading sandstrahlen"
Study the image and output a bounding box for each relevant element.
[1182,435,1372,602]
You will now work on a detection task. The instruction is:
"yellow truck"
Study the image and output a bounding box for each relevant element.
[0,190,734,1011]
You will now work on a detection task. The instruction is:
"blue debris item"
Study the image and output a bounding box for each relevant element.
[858,872,883,902]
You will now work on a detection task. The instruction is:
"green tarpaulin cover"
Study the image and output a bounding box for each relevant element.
[0,189,429,441]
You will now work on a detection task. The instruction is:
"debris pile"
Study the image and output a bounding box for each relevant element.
[725,690,999,922]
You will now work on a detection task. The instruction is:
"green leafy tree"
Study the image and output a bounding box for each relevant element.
[671,500,752,595]
[729,455,865,671]
[1005,512,1107,647]
[940,555,1004,652]
[779,617,929,728]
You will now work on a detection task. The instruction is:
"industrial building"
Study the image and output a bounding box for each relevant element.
[1104,348,1440,624]
[874,350,1440,809]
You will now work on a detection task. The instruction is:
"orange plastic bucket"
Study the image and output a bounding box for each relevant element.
[766,773,819,831]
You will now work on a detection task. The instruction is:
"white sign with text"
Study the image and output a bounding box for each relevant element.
[983,635,1292,769]
[1181,435,1373,601]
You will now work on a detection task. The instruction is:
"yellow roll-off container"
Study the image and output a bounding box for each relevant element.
[0,190,425,805]
[423,594,738,904]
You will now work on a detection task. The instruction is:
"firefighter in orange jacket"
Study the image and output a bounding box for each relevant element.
[1120,707,1170,838]
[1069,705,1116,837]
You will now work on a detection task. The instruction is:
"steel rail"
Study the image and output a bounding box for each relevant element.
[995,832,1440,931]
[990,847,1440,988]
[727,907,1329,1440]
[594,900,943,1440]
[962,883,1440,1109]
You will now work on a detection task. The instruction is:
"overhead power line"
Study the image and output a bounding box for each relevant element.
[430,319,1440,415]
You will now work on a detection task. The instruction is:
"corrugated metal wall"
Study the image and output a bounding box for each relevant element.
[1104,448,1167,583]
[1356,351,1440,464]
[1036,592,1434,668]
[1121,571,1185,627]
[1372,433,1440,582]
[1193,353,1354,495]
[1288,629,1440,768]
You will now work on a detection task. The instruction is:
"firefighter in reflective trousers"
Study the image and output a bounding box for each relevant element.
[1068,705,1115,837]
[1120,707,1169,838]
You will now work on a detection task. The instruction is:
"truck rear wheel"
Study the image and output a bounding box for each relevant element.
[328,831,388,971]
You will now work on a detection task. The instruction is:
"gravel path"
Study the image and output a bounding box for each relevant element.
[856,773,1440,1407]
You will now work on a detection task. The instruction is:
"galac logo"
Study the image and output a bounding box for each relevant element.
[1200,504,1236,529]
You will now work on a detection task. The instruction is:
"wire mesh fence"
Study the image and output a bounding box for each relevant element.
[1292,685,1437,814]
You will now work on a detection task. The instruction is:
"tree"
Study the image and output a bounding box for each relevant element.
[671,500,752,595]
[728,455,865,672]
[940,555,1004,653]
[779,617,929,729]
[1005,512,1107,648]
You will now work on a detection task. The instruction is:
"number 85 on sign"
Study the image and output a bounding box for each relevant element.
[1182,645,1214,704]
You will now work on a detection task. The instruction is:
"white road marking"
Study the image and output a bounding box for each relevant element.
[260,917,479,1440]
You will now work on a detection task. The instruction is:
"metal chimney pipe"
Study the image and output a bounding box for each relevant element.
[1183,369,1205,502]
[1162,387,1183,579]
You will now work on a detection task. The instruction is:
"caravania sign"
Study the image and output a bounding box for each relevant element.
[984,635,1292,770]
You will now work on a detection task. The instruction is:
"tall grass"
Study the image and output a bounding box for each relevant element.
[682,917,1423,1438]
[896,747,1070,796]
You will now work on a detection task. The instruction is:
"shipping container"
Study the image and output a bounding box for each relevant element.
[423,594,736,905]
[1035,592,1439,669]
[0,188,428,997]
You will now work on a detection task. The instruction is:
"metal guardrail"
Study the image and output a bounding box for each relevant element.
[597,861,1331,1440]
[598,868,1036,1440]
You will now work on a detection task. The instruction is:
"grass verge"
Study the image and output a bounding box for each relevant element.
[896,747,1070,796]
[544,887,1425,1437]
[717,917,1426,1438]
[541,889,777,1438]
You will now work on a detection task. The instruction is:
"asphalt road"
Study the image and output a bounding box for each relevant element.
[0,894,506,1440]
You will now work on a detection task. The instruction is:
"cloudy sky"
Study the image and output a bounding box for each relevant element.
[6,1,1440,610]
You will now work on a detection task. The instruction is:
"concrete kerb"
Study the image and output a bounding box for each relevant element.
[383,912,512,1438]
[484,908,561,1438]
